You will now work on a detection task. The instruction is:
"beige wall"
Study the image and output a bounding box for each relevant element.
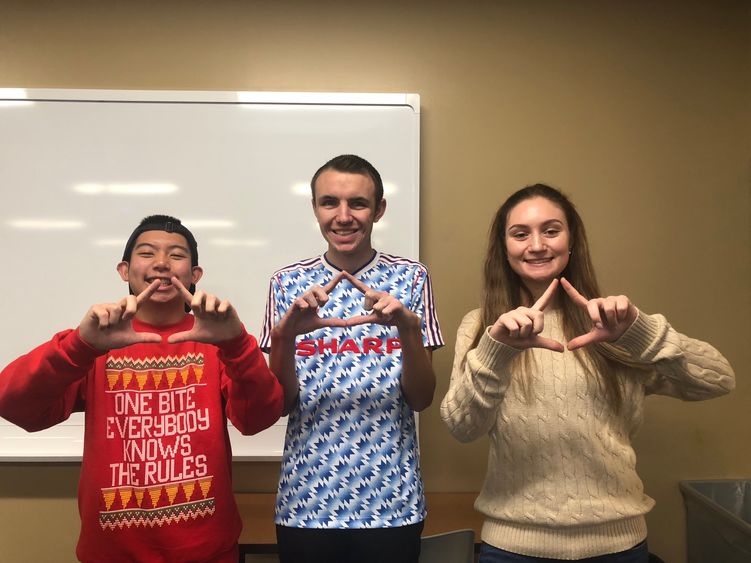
[1,1,749,562]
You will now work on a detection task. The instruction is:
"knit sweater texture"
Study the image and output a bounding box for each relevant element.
[440,309,734,559]
[0,315,284,563]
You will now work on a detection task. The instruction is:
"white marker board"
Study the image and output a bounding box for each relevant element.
[0,89,420,461]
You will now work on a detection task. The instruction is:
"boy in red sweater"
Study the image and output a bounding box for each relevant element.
[0,215,284,563]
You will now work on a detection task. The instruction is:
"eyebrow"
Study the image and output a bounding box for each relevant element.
[133,242,190,253]
[317,195,372,205]
[507,219,565,230]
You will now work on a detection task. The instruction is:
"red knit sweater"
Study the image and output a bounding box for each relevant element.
[0,315,284,563]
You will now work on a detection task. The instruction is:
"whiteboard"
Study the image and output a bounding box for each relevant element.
[0,89,420,461]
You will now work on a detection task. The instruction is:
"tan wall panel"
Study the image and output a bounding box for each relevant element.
[0,2,748,562]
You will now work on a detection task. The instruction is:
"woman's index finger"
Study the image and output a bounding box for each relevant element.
[531,278,559,311]
[560,277,589,306]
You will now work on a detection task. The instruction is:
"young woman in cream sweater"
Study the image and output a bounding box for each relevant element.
[441,184,734,562]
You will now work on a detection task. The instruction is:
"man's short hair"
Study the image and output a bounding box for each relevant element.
[310,154,384,207]
[122,215,198,267]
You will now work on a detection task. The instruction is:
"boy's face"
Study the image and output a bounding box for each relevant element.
[117,231,202,306]
[312,169,386,262]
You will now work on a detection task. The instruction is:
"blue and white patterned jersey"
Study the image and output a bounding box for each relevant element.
[260,251,443,529]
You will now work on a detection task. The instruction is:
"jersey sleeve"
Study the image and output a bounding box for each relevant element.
[411,266,444,349]
[259,274,284,353]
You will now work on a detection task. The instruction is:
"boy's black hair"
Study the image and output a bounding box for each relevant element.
[122,215,198,266]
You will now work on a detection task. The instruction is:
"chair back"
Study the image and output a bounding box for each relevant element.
[419,529,475,563]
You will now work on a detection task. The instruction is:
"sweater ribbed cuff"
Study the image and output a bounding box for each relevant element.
[70,328,108,362]
[481,515,648,560]
[215,328,252,359]
[613,311,662,357]
[475,328,521,373]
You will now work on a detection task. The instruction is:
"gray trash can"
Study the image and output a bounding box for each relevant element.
[679,480,751,563]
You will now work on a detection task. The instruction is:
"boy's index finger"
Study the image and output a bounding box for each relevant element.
[322,271,346,294]
[531,278,559,311]
[136,279,162,304]
[170,276,194,303]
[560,277,589,307]
[341,271,370,295]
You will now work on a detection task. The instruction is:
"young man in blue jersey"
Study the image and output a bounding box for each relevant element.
[259,154,443,563]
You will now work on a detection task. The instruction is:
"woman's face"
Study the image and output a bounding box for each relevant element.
[505,196,571,299]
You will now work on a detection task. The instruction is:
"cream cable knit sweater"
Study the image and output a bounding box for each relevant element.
[441,309,734,560]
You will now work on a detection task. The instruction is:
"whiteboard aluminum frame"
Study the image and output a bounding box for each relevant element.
[0,88,420,112]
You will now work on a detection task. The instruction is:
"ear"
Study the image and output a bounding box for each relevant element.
[116,261,130,282]
[191,266,204,285]
[374,198,387,222]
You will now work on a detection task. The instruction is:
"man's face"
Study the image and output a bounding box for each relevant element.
[117,231,202,305]
[312,169,386,262]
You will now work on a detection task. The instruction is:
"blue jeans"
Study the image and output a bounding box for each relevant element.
[479,540,649,563]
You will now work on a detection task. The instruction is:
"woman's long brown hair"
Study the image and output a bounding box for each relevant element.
[473,183,625,411]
